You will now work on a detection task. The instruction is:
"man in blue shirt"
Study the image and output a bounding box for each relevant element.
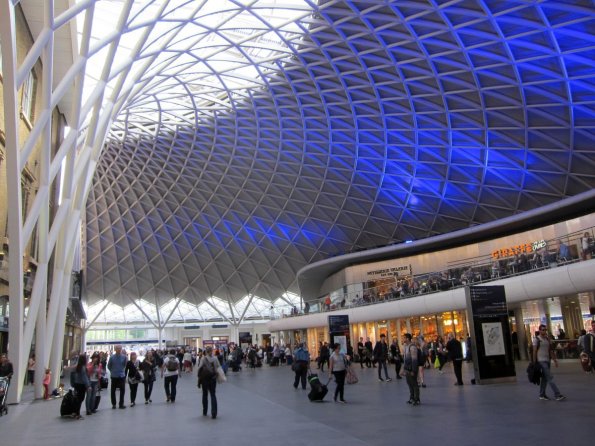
[107,345,127,409]
[292,343,310,390]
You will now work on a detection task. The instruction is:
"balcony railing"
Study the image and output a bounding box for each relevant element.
[280,227,595,318]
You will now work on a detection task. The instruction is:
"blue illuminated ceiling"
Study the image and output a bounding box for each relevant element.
[85,0,595,308]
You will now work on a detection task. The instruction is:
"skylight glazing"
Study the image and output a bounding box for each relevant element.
[77,0,595,326]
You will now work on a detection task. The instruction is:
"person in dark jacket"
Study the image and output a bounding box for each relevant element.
[390,340,403,379]
[0,354,14,381]
[125,352,141,407]
[364,338,374,368]
[373,334,391,381]
[197,346,221,419]
[70,354,91,419]
[446,333,464,386]
[318,342,330,371]
[139,351,156,404]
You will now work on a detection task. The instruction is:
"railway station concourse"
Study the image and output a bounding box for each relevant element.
[0,1,594,444]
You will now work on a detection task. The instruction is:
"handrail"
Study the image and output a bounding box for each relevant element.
[278,227,595,319]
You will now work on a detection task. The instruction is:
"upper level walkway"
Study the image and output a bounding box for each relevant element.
[270,258,595,330]
[1,359,593,446]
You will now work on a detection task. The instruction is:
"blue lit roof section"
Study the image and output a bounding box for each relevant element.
[84,1,595,320]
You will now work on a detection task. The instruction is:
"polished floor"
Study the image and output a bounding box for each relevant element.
[2,360,593,446]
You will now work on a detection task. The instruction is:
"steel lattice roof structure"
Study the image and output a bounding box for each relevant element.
[4,0,595,327]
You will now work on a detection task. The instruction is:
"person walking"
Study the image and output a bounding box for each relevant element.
[373,334,392,381]
[445,333,464,386]
[416,335,428,388]
[328,343,347,403]
[197,345,220,418]
[139,351,156,404]
[364,337,374,368]
[390,339,403,379]
[107,345,127,409]
[357,337,365,369]
[402,333,420,405]
[318,342,330,372]
[125,352,142,407]
[532,324,566,401]
[85,352,103,415]
[162,349,181,403]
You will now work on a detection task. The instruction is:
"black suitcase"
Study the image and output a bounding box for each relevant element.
[60,389,77,416]
[307,374,328,402]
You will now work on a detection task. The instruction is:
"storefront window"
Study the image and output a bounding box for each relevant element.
[366,321,376,343]
[420,315,437,339]
[441,311,467,338]
[378,321,388,338]
[389,320,398,341]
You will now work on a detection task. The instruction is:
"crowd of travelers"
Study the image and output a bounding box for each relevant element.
[50,341,294,420]
[1,319,594,420]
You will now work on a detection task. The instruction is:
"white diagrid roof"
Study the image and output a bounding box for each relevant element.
[18,0,595,324]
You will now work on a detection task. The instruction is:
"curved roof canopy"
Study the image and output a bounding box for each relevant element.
[54,0,594,323]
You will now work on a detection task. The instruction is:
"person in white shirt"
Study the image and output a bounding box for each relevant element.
[161,349,181,403]
[532,325,565,401]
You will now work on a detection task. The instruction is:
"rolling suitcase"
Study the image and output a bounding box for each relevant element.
[307,373,328,402]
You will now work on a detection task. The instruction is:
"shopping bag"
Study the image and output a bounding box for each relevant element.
[216,365,227,384]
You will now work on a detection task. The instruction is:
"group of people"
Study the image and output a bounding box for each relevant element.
[61,344,224,420]
[2,319,593,419]
[290,332,467,406]
[292,341,350,403]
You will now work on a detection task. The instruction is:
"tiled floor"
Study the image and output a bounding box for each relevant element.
[1,360,593,446]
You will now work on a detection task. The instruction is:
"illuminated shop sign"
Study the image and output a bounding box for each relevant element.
[491,239,546,259]
[366,265,411,278]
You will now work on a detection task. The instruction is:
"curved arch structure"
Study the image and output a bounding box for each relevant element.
[1,0,594,402]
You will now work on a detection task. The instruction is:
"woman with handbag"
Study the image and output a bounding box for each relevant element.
[197,345,221,419]
[125,352,142,407]
[139,351,156,404]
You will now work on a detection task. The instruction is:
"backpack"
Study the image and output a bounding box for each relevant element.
[166,356,179,372]
[198,358,216,383]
